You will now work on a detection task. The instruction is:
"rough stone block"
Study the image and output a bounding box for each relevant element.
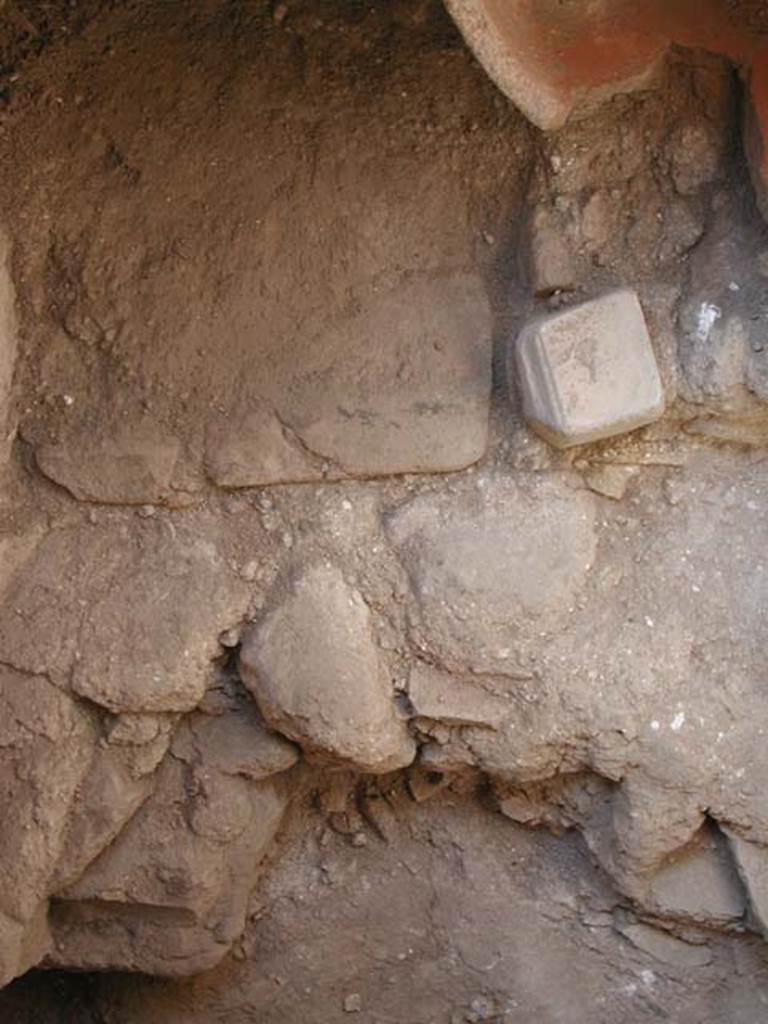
[50,745,159,894]
[205,404,323,488]
[54,757,289,976]
[386,474,596,674]
[239,565,415,774]
[172,703,300,782]
[526,207,576,297]
[34,417,182,505]
[0,519,249,713]
[513,289,665,449]
[0,670,92,986]
[723,828,768,938]
[69,524,247,714]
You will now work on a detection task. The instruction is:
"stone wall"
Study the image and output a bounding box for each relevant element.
[1,0,768,1017]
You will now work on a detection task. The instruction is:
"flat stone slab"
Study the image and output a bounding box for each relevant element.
[206,273,493,485]
[643,826,746,928]
[618,922,712,969]
[513,288,665,449]
[408,663,508,729]
[34,417,182,505]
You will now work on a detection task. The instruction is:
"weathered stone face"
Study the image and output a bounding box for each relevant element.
[69,530,244,713]
[50,735,166,895]
[677,197,768,438]
[387,474,597,674]
[0,671,92,986]
[514,290,665,449]
[239,565,416,774]
[525,205,577,298]
[52,752,291,976]
[173,703,300,782]
[32,269,493,503]
[724,828,768,939]
[34,417,182,506]
[0,518,250,713]
[407,663,508,729]
[206,274,493,485]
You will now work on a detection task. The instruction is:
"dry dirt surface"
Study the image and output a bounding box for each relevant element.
[1,0,768,1021]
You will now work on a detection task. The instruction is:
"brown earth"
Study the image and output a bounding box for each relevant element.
[1,0,768,1021]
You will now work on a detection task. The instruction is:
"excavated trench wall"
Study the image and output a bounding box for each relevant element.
[2,1,768,1021]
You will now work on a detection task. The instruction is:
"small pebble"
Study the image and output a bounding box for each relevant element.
[343,993,362,1013]
[467,995,494,1022]
[219,628,240,648]
[240,560,259,582]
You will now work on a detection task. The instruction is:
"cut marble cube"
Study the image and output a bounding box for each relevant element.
[514,288,664,449]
